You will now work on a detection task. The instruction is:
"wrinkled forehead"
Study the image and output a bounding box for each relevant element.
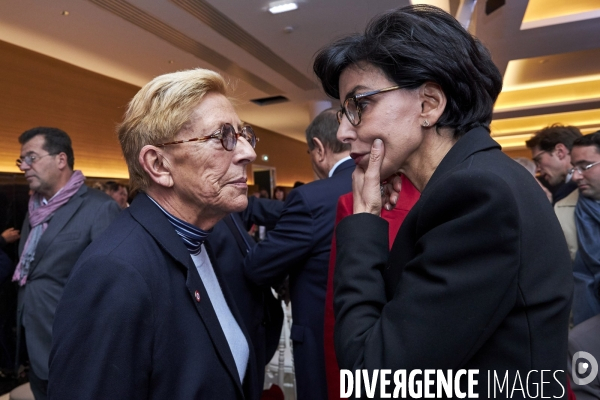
[182,94,243,135]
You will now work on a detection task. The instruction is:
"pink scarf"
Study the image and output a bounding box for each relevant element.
[12,170,86,286]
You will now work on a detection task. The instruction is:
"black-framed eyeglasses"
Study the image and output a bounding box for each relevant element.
[337,85,402,126]
[16,153,57,168]
[154,123,258,151]
[569,160,600,175]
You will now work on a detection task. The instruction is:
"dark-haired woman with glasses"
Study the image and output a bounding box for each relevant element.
[314,5,572,397]
[48,69,262,399]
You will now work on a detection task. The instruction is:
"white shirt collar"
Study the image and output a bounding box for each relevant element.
[328,156,352,178]
[41,187,65,205]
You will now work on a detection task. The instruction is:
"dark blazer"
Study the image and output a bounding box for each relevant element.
[17,185,120,379]
[334,128,572,398]
[244,158,354,400]
[207,196,284,385]
[48,194,260,400]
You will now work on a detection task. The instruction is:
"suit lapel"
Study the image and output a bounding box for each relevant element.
[385,128,500,295]
[129,194,246,396]
[425,127,500,191]
[28,185,86,274]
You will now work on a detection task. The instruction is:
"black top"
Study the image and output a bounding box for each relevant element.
[334,128,572,398]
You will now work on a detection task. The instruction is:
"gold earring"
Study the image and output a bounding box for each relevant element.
[422,120,430,127]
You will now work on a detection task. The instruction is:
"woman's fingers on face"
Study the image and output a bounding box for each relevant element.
[352,167,365,191]
[351,139,385,215]
[392,174,403,192]
[385,174,402,208]
[365,139,384,184]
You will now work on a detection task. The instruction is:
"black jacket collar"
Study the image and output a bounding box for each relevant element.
[425,127,500,192]
[128,193,258,397]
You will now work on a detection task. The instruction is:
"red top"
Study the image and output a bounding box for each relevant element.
[324,174,420,400]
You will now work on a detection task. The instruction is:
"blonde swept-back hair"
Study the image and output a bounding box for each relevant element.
[118,68,227,193]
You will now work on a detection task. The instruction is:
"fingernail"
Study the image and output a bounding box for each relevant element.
[373,139,382,149]
[385,204,391,211]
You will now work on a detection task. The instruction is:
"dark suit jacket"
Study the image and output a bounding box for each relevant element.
[244,158,354,400]
[17,184,120,379]
[334,128,573,398]
[207,197,284,385]
[48,194,260,400]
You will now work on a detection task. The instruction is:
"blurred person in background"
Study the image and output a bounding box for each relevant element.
[526,125,583,262]
[102,181,129,209]
[273,186,286,202]
[15,127,119,399]
[244,108,353,400]
[526,124,582,205]
[569,131,600,326]
[513,157,553,203]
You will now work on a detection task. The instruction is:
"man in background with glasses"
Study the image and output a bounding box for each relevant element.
[569,131,600,327]
[567,131,600,400]
[14,127,120,399]
[526,125,583,263]
[244,109,353,400]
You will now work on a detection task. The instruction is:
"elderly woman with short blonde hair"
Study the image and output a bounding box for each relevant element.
[48,68,261,400]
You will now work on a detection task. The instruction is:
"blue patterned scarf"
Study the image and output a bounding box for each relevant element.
[572,195,600,325]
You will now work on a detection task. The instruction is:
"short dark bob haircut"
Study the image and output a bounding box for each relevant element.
[313,4,503,138]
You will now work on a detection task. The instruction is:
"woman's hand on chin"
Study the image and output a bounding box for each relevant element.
[352,139,385,216]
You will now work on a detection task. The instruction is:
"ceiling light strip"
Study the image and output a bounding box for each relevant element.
[88,0,281,95]
[170,0,316,91]
[521,9,600,30]
[493,99,600,120]
[269,3,298,14]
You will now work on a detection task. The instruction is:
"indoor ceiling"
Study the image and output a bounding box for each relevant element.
[1,0,599,150]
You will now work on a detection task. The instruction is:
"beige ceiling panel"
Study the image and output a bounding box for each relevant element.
[89,0,281,95]
[491,108,600,137]
[523,0,600,23]
[503,48,600,89]
[171,0,316,91]
[496,79,600,110]
[491,107,600,149]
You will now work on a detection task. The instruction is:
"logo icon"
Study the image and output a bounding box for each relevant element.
[572,351,599,386]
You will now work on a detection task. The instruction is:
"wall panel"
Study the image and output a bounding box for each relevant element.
[0,39,137,178]
[0,40,315,185]
[250,125,315,186]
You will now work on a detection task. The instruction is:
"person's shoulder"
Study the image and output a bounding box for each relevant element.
[79,212,150,262]
[291,175,351,209]
[452,149,535,193]
[430,161,513,196]
[556,189,579,208]
[82,186,115,204]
